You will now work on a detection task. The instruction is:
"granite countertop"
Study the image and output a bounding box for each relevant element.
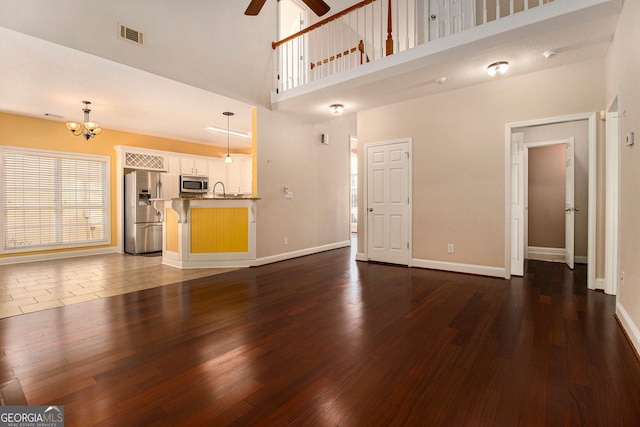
[177,194,260,200]
[152,195,260,202]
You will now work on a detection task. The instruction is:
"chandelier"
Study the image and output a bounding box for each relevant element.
[65,101,102,140]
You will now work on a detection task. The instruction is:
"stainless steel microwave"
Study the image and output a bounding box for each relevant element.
[180,175,209,193]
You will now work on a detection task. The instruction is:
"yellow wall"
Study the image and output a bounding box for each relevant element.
[0,112,249,258]
[165,209,179,252]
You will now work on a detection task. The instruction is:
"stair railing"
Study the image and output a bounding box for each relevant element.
[272,0,559,94]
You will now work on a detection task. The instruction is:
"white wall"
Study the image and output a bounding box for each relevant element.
[357,59,606,272]
[605,0,640,353]
[256,108,354,259]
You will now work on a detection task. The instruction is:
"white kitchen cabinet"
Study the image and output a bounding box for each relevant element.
[180,157,208,176]
[208,158,226,194]
[167,155,181,175]
[226,155,252,195]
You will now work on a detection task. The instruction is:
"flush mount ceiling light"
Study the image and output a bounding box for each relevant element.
[487,61,509,77]
[329,104,344,116]
[65,101,102,141]
[223,111,234,164]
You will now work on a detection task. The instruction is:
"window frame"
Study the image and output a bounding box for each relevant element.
[0,146,111,254]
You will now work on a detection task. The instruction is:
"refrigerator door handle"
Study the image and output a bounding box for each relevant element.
[140,223,162,229]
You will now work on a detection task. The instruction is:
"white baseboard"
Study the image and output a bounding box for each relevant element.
[0,247,118,265]
[355,253,367,262]
[527,246,588,264]
[616,303,640,357]
[593,277,605,290]
[411,258,505,278]
[254,240,351,266]
[162,258,252,269]
[527,246,565,263]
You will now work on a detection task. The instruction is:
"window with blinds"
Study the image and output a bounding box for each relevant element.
[1,147,110,252]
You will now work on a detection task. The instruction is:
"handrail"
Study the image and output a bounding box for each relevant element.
[272,0,376,49]
[310,40,370,70]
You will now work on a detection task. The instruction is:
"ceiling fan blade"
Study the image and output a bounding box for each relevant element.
[301,0,331,16]
[245,0,268,16]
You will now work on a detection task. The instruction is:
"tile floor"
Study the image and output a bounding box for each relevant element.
[0,253,236,319]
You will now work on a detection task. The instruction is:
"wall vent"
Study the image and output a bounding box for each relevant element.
[119,24,144,46]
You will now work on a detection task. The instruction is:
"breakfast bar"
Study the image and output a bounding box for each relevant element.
[153,196,258,269]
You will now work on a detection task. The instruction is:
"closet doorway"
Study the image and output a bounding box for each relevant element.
[507,113,596,289]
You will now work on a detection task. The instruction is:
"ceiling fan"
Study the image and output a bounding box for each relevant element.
[245,0,330,17]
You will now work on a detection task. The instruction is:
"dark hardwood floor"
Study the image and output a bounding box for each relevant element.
[1,247,639,426]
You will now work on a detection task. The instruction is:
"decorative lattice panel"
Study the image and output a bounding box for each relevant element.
[124,152,166,171]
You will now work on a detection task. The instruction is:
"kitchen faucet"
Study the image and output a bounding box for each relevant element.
[212,181,226,197]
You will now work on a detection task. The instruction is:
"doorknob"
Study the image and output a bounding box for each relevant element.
[368,208,373,212]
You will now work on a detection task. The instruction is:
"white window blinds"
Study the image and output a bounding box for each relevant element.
[2,148,109,251]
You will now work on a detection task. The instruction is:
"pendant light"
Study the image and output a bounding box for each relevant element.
[223,111,233,164]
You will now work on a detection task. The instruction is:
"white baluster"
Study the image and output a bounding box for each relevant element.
[405,0,410,51]
[414,0,419,47]
[483,0,487,24]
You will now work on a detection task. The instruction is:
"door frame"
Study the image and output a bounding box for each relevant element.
[363,138,413,266]
[504,113,597,289]
[523,138,574,265]
[604,94,621,295]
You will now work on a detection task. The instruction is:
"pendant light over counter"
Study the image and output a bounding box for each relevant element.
[223,111,233,164]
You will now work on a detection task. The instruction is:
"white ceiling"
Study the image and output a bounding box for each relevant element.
[0,0,621,143]
[0,27,255,149]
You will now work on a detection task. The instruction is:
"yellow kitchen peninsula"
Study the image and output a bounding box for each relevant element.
[154,197,258,268]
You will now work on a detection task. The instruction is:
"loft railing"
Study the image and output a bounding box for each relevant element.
[272,0,558,94]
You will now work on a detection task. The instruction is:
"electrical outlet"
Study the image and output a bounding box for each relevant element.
[284,237,288,245]
[448,244,454,254]
[621,271,625,286]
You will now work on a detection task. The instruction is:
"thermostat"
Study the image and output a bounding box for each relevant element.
[627,131,634,146]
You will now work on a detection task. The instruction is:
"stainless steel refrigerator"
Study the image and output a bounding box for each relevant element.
[124,171,165,254]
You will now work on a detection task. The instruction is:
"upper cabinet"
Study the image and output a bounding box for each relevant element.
[180,157,208,176]
[208,158,227,194]
[117,146,252,196]
[226,155,252,195]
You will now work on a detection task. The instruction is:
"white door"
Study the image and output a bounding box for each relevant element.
[366,141,410,265]
[429,0,475,41]
[279,0,308,90]
[565,137,575,270]
[510,133,525,276]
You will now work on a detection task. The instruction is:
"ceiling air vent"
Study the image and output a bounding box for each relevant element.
[119,24,144,46]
